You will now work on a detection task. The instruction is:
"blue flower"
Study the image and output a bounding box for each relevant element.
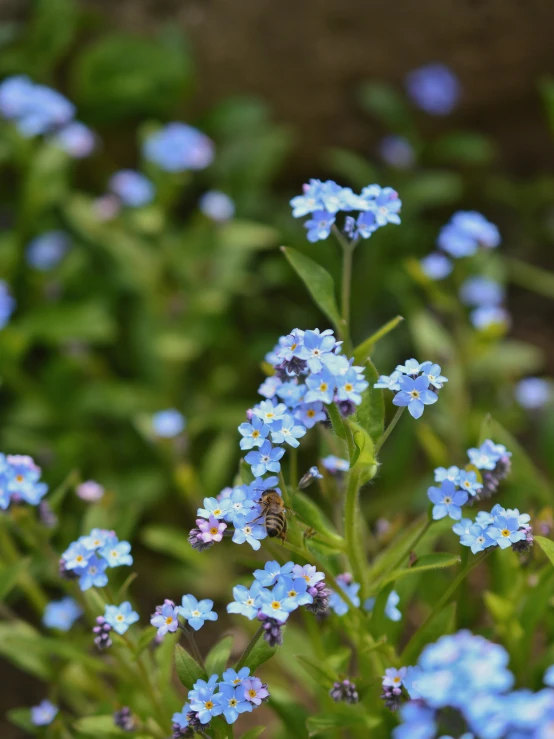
[459,523,496,554]
[362,186,402,226]
[0,76,74,136]
[109,170,154,208]
[471,306,510,331]
[270,414,306,448]
[257,582,299,621]
[274,329,306,363]
[99,539,133,568]
[172,703,191,729]
[215,684,253,724]
[258,375,282,399]
[355,210,378,238]
[336,367,368,404]
[374,372,402,391]
[43,597,82,631]
[405,63,460,115]
[304,368,336,404]
[227,582,267,620]
[143,122,214,172]
[254,560,294,587]
[420,252,453,280]
[383,667,408,687]
[420,363,448,390]
[275,379,305,407]
[104,601,139,635]
[77,555,109,591]
[434,466,461,484]
[53,121,96,158]
[0,280,15,328]
[62,541,92,570]
[199,191,235,222]
[189,687,223,724]
[437,223,477,258]
[252,399,288,426]
[244,440,285,477]
[457,470,483,497]
[150,602,180,637]
[290,180,325,217]
[451,211,500,249]
[238,416,270,450]
[393,375,438,419]
[31,700,58,726]
[231,513,267,550]
[304,210,335,242]
[379,135,415,169]
[302,329,337,372]
[452,518,473,537]
[467,440,509,470]
[225,488,256,525]
[152,409,186,437]
[222,667,251,687]
[321,455,349,473]
[197,496,232,520]
[459,277,504,307]
[279,576,314,607]
[515,377,551,410]
[294,401,326,429]
[329,579,360,616]
[292,564,326,587]
[26,231,69,270]
[364,590,402,622]
[81,528,113,550]
[544,666,554,687]
[395,358,431,375]
[178,595,218,631]
[428,480,468,520]
[487,515,526,550]
[6,454,48,505]
[242,677,269,705]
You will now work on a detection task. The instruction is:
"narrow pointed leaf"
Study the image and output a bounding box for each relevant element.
[174,644,207,689]
[401,603,456,663]
[205,635,234,676]
[238,631,278,673]
[281,247,340,329]
[240,728,266,739]
[536,536,554,568]
[353,316,404,365]
[380,552,460,586]
[296,654,338,685]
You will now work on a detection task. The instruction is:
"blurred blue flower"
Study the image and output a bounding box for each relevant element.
[544,666,554,687]
[437,223,478,258]
[0,76,74,136]
[31,700,58,726]
[362,185,402,226]
[379,135,415,169]
[26,231,69,270]
[365,590,402,621]
[178,595,218,631]
[405,63,461,115]
[109,170,154,207]
[104,601,139,635]
[152,409,186,437]
[53,121,96,158]
[355,210,378,239]
[0,281,15,328]
[78,555,109,591]
[199,191,235,222]
[304,210,335,242]
[374,372,402,391]
[468,439,510,470]
[460,276,504,307]
[515,377,551,409]
[420,252,453,280]
[321,455,349,473]
[43,597,82,631]
[143,122,214,172]
[329,578,360,616]
[439,211,500,258]
[434,465,461,483]
[470,306,510,331]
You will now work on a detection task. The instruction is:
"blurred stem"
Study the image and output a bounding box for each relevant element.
[235,625,264,670]
[0,524,48,614]
[374,407,405,456]
[343,467,367,595]
[289,448,298,490]
[182,624,205,669]
[384,519,434,578]
[120,632,168,734]
[332,226,358,353]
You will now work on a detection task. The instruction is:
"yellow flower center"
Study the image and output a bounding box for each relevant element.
[229,698,238,706]
[210,527,218,535]
[165,616,173,625]
[246,598,254,606]
[345,383,353,392]
[393,676,401,684]
[501,529,510,537]
[288,590,297,597]
[248,689,257,698]
[307,410,315,417]
[16,475,23,482]
[192,610,201,617]
[252,430,260,438]
[271,600,281,610]
[205,701,214,710]
[291,343,297,350]
[443,497,452,505]
[116,614,124,622]
[320,383,328,391]
[410,390,420,399]
[213,508,221,516]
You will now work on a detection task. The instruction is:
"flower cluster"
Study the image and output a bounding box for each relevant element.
[0,75,95,156]
[289,180,401,242]
[172,669,269,733]
[43,597,82,632]
[113,707,136,732]
[0,454,49,509]
[392,630,554,739]
[454,503,532,555]
[60,528,133,591]
[227,561,329,646]
[330,679,359,704]
[375,358,447,419]
[151,595,218,635]
[381,667,407,710]
[143,122,214,172]
[467,439,512,499]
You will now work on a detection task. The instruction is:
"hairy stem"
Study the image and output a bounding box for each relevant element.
[343,467,366,595]
[385,519,434,577]
[235,625,264,670]
[374,407,405,456]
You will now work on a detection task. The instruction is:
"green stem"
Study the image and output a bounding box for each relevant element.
[332,225,358,353]
[235,625,264,670]
[182,625,206,669]
[385,519,433,578]
[289,448,298,491]
[374,407,405,456]
[343,467,366,595]
[0,524,48,613]
[120,633,168,732]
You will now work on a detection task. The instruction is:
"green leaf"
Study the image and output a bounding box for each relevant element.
[401,603,456,663]
[370,583,395,637]
[540,76,554,137]
[353,316,404,365]
[6,707,36,734]
[141,525,202,565]
[536,536,554,567]
[403,171,463,210]
[358,82,413,131]
[346,420,377,485]
[135,627,156,659]
[205,635,234,677]
[71,32,193,122]
[469,341,543,379]
[281,247,341,329]
[48,469,79,512]
[325,400,347,441]
[506,256,554,300]
[0,557,31,600]
[17,301,116,345]
[174,644,207,689]
[219,220,277,251]
[239,631,278,673]
[0,621,52,679]
[355,359,385,444]
[380,552,461,586]
[296,654,337,685]
[325,147,380,190]
[239,727,266,739]
[306,712,379,737]
[74,715,128,737]
[292,492,343,547]
[432,131,496,166]
[484,591,514,623]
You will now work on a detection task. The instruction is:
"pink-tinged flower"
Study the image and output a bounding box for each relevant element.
[76,480,104,502]
[242,677,269,706]
[197,515,227,543]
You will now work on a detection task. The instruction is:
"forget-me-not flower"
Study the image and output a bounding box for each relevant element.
[393,375,438,419]
[428,480,468,520]
[104,601,139,635]
[178,595,218,631]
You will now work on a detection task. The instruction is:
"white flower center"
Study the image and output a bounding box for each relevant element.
[443,497,452,505]
[192,610,201,617]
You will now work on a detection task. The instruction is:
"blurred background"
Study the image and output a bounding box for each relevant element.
[2,1,554,736]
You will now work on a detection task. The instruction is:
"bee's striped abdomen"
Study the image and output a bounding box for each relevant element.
[265,513,286,537]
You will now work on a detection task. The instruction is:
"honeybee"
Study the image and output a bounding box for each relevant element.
[257,489,287,542]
